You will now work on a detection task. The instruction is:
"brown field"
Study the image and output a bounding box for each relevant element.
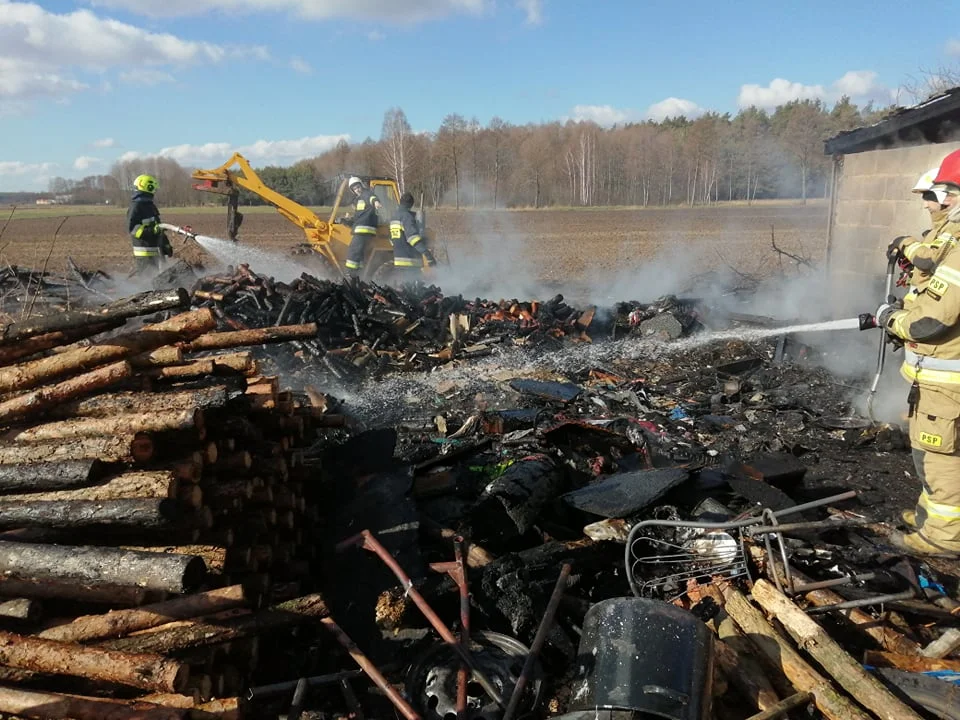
[0,202,828,298]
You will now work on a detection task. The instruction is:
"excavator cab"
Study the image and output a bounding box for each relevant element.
[192,153,439,282]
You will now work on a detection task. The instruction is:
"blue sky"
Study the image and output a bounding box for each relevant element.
[1,0,957,191]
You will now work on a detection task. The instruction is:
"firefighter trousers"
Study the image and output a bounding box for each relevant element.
[134,255,162,277]
[345,233,371,277]
[910,445,960,552]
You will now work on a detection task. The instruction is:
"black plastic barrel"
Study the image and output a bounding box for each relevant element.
[564,597,713,720]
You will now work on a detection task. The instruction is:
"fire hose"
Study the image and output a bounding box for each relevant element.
[858,255,901,421]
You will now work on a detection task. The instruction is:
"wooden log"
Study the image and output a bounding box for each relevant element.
[137,693,197,709]
[7,409,205,444]
[0,436,137,464]
[211,352,256,374]
[721,586,871,720]
[0,288,190,345]
[194,697,241,720]
[0,309,216,395]
[0,686,188,720]
[0,361,133,425]
[184,324,318,353]
[170,453,203,484]
[0,322,121,367]
[0,498,185,531]
[863,650,960,673]
[121,547,236,576]
[0,629,188,692]
[101,593,327,655]
[205,481,253,503]
[53,387,231,419]
[0,471,177,503]
[0,541,206,594]
[922,628,960,659]
[131,347,183,368]
[0,459,104,493]
[216,451,252,473]
[145,361,215,380]
[177,485,202,508]
[0,577,149,605]
[750,580,923,720]
[0,598,39,622]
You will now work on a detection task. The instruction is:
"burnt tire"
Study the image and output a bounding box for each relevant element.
[874,668,960,719]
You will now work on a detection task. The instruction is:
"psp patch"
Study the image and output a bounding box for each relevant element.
[919,431,944,448]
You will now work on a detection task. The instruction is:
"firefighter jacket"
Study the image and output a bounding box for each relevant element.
[389,207,428,267]
[885,213,960,404]
[901,208,956,304]
[127,191,171,258]
[351,190,380,236]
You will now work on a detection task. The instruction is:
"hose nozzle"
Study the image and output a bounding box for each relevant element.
[859,313,878,331]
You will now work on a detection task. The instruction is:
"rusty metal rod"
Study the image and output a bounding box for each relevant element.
[340,529,503,708]
[501,563,572,720]
[745,691,814,720]
[806,590,915,615]
[319,615,420,720]
[454,538,469,720]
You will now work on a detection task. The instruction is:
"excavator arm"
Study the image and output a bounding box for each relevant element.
[192,153,339,268]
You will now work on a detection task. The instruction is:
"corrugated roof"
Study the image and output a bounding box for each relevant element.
[824,86,960,155]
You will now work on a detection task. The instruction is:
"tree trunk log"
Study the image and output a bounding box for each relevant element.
[101,593,327,655]
[0,437,138,464]
[0,289,190,345]
[750,580,923,720]
[721,586,870,720]
[195,696,241,720]
[0,686,187,720]
[121,546,239,576]
[0,361,133,425]
[210,352,256,374]
[145,362,215,380]
[136,693,197,709]
[53,387,230,420]
[183,324,318,353]
[0,498,184,531]
[0,629,188,692]
[863,650,960,673]
[0,309,215,395]
[0,541,206,594]
[38,585,246,644]
[0,471,178,503]
[0,322,121,367]
[130,347,183,368]
[6,409,204,444]
[0,459,104,493]
[0,577,150,605]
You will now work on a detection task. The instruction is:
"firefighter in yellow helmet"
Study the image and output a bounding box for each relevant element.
[887,167,953,306]
[875,149,960,557]
[127,174,173,276]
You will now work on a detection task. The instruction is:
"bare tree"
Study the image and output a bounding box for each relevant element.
[380,108,411,193]
[437,114,468,208]
[489,117,508,209]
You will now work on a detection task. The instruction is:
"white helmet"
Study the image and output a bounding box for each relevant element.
[914,167,948,204]
[348,176,362,188]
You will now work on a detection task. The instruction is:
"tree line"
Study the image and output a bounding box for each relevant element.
[46,96,888,209]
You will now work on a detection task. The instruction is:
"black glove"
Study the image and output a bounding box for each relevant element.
[887,236,910,261]
[339,216,354,227]
[160,233,173,257]
[423,249,437,267]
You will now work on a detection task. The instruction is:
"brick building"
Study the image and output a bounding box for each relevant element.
[824,88,960,312]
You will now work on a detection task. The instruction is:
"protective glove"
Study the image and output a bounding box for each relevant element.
[422,249,437,267]
[887,236,913,261]
[339,216,354,227]
[160,233,174,257]
[875,299,903,330]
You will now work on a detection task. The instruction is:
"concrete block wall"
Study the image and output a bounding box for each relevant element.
[829,141,960,314]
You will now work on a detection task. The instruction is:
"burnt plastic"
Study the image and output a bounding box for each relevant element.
[566,597,713,720]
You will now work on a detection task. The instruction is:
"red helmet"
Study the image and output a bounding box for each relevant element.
[934,149,960,188]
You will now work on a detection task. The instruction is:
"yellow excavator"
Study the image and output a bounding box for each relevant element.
[191,153,440,281]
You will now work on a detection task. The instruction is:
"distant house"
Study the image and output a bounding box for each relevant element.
[823,87,960,312]
[35,198,54,205]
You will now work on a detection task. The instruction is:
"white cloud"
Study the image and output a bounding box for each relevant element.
[289,57,312,73]
[73,156,101,171]
[88,0,487,21]
[367,30,385,42]
[570,104,630,126]
[738,71,896,111]
[948,38,960,56]
[0,161,55,176]
[0,1,264,106]
[93,138,116,148]
[517,0,543,24]
[123,133,351,167]
[120,69,175,85]
[645,97,704,121]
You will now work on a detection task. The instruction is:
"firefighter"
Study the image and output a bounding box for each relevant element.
[875,149,960,557]
[342,176,382,279]
[887,167,953,304]
[127,174,172,276]
[389,192,437,280]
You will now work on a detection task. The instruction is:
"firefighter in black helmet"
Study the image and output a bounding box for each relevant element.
[389,192,436,280]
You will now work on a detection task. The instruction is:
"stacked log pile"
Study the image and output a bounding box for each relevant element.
[0,288,332,719]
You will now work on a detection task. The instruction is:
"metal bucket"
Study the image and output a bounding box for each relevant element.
[565,597,713,720]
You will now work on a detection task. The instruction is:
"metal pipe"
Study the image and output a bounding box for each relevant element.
[790,573,876,594]
[248,669,366,700]
[745,691,814,720]
[806,590,915,615]
[340,529,504,708]
[745,517,871,535]
[319,615,420,720]
[287,677,308,720]
[429,537,471,720]
[501,563,571,720]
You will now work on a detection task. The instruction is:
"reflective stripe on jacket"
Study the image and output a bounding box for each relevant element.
[352,191,380,235]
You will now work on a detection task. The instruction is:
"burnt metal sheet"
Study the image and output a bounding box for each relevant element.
[509,378,582,403]
[562,468,689,518]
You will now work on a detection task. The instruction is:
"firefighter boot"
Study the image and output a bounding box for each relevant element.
[900,509,917,528]
[888,530,960,559]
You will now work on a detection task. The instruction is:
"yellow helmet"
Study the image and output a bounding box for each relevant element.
[134,174,159,194]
